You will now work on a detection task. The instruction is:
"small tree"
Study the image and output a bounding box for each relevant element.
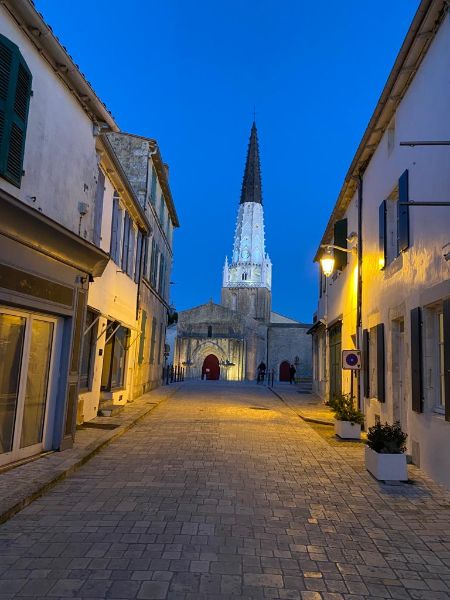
[328,393,364,425]
[367,421,407,454]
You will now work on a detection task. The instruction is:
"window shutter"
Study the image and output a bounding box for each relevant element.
[93,168,105,246]
[150,166,157,205]
[138,310,147,365]
[363,329,370,398]
[443,299,450,422]
[333,218,348,270]
[121,213,130,271]
[0,35,32,187]
[379,200,387,270]
[135,230,143,283]
[410,307,423,413]
[398,169,410,253]
[376,323,385,402]
[127,225,136,278]
[110,194,119,262]
[142,235,149,280]
[149,316,157,363]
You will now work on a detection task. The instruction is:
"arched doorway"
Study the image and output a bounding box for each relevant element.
[202,354,220,380]
[279,361,290,382]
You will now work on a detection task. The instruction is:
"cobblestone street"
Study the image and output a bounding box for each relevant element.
[1,382,450,600]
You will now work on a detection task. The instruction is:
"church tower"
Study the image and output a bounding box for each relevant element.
[221,122,272,322]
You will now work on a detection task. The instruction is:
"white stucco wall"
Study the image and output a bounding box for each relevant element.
[0,7,100,240]
[314,13,450,489]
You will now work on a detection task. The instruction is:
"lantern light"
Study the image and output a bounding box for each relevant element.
[320,248,335,277]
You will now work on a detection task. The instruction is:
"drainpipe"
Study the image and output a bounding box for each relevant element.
[356,174,363,412]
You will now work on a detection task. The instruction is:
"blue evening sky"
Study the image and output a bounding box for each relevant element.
[35,0,418,322]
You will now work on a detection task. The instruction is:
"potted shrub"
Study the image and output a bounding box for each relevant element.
[365,421,408,481]
[329,394,364,439]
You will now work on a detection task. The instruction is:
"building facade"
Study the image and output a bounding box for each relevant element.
[0,2,178,467]
[176,123,312,381]
[311,0,450,488]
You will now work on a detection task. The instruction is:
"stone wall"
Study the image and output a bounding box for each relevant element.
[268,324,312,380]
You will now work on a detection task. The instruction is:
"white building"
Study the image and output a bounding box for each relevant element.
[0,2,179,467]
[311,0,450,488]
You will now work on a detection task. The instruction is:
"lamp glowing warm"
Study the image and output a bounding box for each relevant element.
[320,248,335,277]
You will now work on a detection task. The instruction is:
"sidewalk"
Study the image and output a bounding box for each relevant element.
[0,383,182,524]
[270,383,334,424]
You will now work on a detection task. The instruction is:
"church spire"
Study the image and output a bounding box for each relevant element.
[240,121,263,205]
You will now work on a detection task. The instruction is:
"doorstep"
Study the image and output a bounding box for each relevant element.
[0,383,183,524]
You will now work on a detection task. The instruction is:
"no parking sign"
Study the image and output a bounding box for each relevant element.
[342,350,361,370]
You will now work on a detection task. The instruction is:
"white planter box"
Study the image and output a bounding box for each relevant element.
[365,446,408,481]
[334,419,361,439]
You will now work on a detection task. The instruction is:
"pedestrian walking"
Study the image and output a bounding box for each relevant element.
[257,361,266,383]
[289,363,296,384]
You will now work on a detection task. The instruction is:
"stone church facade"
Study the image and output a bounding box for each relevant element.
[175,123,312,381]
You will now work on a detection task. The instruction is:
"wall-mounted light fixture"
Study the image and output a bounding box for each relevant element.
[319,240,358,277]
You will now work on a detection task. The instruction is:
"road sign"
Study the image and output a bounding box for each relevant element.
[342,350,361,370]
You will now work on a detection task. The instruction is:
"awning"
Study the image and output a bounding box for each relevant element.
[0,190,109,277]
[306,319,326,335]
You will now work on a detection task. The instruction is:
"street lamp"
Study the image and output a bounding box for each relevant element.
[319,243,358,277]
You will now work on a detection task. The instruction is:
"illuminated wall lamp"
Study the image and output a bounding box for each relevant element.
[320,243,358,277]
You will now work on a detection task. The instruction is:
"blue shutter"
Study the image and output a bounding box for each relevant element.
[110,194,119,262]
[138,310,147,365]
[398,169,410,253]
[410,307,423,413]
[150,166,157,205]
[121,213,130,271]
[0,34,32,187]
[363,329,370,398]
[379,200,387,270]
[127,224,136,277]
[376,323,385,403]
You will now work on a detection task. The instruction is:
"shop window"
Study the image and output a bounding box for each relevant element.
[101,322,129,391]
[0,33,32,187]
[79,309,98,391]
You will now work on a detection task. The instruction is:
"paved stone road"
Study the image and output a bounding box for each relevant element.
[1,382,450,600]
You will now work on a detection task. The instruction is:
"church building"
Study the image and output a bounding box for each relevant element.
[175,123,312,381]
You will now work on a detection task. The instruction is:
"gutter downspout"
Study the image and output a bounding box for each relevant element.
[356,174,364,412]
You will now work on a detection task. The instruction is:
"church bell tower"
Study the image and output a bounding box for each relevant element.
[221,122,272,322]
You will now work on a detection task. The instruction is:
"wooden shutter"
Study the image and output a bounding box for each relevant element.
[398,169,410,253]
[121,213,130,271]
[443,299,450,421]
[0,34,32,187]
[333,218,348,270]
[93,168,105,246]
[376,323,385,402]
[142,235,149,280]
[150,166,157,204]
[150,316,157,363]
[363,328,370,398]
[110,195,119,262]
[379,200,387,270]
[410,307,423,413]
[138,310,147,365]
[127,224,136,277]
[135,230,143,283]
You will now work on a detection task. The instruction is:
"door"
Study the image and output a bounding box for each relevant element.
[0,307,58,466]
[279,361,290,382]
[203,354,220,380]
[329,322,342,401]
[392,318,406,431]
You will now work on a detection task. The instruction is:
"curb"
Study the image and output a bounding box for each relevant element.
[268,386,334,426]
[0,384,182,525]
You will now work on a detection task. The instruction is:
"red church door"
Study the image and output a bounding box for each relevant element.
[279,361,290,382]
[202,354,220,380]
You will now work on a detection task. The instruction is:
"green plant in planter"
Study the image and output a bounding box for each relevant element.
[366,421,407,454]
[329,393,364,425]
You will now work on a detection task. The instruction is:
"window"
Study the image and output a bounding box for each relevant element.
[159,193,165,226]
[333,218,348,271]
[135,230,144,283]
[207,326,212,338]
[242,272,247,281]
[149,317,157,364]
[110,193,123,264]
[150,240,159,288]
[142,235,150,281]
[138,310,147,365]
[150,166,157,205]
[367,324,385,402]
[158,253,166,297]
[79,309,97,391]
[438,311,445,413]
[101,322,129,391]
[379,171,410,269]
[0,34,32,187]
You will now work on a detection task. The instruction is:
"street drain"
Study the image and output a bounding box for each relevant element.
[79,422,120,430]
[249,406,270,411]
